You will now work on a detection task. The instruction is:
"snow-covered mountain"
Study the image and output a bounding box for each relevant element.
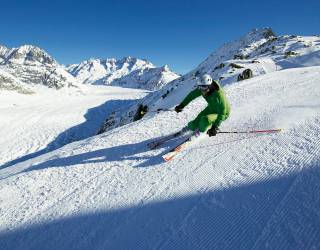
[0,44,178,92]
[0,69,34,94]
[195,27,320,85]
[66,57,154,84]
[0,44,56,65]
[0,44,81,90]
[99,28,320,133]
[111,64,179,90]
[66,56,180,90]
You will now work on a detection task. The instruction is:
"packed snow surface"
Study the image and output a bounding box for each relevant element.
[0,66,320,249]
[0,85,147,168]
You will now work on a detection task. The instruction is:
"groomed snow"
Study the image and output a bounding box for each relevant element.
[0,66,320,249]
[0,85,147,169]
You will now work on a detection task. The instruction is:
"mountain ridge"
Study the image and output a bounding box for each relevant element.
[0,45,179,92]
[66,56,180,90]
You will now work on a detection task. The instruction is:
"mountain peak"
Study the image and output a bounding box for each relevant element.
[6,44,56,65]
[161,65,170,72]
[86,58,100,63]
[261,27,276,38]
[105,58,117,63]
[0,45,9,63]
[248,27,276,39]
[120,56,133,63]
[0,44,8,51]
[0,44,81,90]
[238,27,276,46]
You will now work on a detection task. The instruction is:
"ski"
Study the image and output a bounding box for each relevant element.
[162,131,206,162]
[147,127,190,149]
[217,129,282,134]
[147,131,182,149]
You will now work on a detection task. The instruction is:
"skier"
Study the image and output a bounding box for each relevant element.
[174,74,230,137]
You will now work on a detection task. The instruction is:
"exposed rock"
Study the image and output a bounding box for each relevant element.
[214,63,225,70]
[284,51,299,58]
[261,28,276,39]
[237,69,253,81]
[233,54,249,60]
[229,63,244,69]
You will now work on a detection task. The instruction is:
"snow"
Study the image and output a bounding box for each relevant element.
[0,65,320,249]
[0,85,147,168]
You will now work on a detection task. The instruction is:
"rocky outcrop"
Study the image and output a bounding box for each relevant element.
[237,69,253,81]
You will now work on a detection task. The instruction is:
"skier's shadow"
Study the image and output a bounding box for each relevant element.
[20,133,268,175]
[21,134,178,174]
[0,99,137,171]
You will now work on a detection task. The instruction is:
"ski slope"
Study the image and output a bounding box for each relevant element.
[0,85,147,168]
[1,66,320,249]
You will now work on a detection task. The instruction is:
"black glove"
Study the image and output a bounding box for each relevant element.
[207,126,218,137]
[175,104,184,113]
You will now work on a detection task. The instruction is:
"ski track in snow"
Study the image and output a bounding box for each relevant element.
[1,67,320,249]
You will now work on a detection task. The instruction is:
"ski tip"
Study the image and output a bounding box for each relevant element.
[162,154,174,162]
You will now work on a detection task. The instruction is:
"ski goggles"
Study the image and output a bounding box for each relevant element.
[197,85,210,90]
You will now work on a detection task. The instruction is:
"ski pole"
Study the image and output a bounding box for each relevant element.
[218,129,282,134]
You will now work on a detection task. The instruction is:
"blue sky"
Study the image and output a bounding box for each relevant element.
[1,0,319,73]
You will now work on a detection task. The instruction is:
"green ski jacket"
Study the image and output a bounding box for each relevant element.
[180,82,231,127]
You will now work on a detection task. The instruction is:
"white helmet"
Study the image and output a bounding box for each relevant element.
[198,74,213,86]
